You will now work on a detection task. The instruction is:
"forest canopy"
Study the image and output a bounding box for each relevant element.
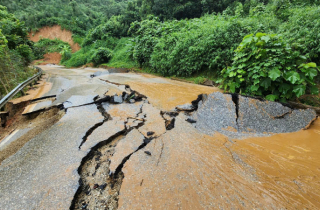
[0,5,35,96]
[1,0,320,104]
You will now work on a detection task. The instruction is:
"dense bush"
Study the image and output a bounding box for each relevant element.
[279,6,320,66]
[90,47,113,65]
[33,38,71,59]
[221,33,319,101]
[62,47,91,67]
[127,14,278,76]
[107,37,137,68]
[1,0,129,36]
[0,6,35,96]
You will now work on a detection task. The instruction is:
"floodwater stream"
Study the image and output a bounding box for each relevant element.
[231,119,320,208]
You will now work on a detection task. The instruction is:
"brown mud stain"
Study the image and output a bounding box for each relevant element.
[34,52,62,65]
[10,76,53,104]
[29,25,81,52]
[118,116,320,209]
[231,118,320,208]
[125,80,221,111]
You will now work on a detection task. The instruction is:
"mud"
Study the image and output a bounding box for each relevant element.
[34,52,62,65]
[230,119,320,208]
[29,25,81,52]
[99,73,221,111]
[10,75,52,105]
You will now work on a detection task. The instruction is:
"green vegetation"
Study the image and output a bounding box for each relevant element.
[0,6,35,96]
[222,33,319,101]
[33,38,71,60]
[1,0,320,104]
[0,0,129,36]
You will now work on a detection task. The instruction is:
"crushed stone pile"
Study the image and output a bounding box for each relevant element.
[192,92,317,138]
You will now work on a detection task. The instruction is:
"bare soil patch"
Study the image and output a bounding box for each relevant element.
[34,52,62,65]
[29,25,81,52]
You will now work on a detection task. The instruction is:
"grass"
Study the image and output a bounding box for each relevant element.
[104,38,137,69]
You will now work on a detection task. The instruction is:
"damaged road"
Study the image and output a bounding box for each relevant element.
[0,65,320,209]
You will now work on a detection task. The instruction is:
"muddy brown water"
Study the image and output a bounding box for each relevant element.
[231,119,320,208]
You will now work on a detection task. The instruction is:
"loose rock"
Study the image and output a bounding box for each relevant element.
[144,151,151,156]
[176,104,195,111]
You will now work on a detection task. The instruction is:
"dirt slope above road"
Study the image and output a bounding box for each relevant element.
[29,25,81,52]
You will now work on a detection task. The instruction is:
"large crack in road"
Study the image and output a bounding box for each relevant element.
[1,65,320,210]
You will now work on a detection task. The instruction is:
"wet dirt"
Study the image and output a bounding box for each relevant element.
[102,74,221,111]
[72,135,125,210]
[118,116,320,209]
[126,82,219,111]
[10,75,52,104]
[29,25,81,52]
[34,52,62,65]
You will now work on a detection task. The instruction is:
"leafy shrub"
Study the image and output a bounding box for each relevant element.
[279,6,320,66]
[90,47,113,65]
[16,44,33,64]
[0,7,35,95]
[62,47,91,67]
[107,37,137,68]
[59,45,72,63]
[221,33,319,101]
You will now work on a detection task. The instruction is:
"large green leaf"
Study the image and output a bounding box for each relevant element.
[279,83,291,95]
[229,82,236,93]
[292,85,306,98]
[251,85,259,92]
[310,85,319,95]
[266,94,278,101]
[305,68,318,79]
[268,68,281,81]
[260,78,271,89]
[261,35,270,43]
[285,71,300,84]
[306,62,317,68]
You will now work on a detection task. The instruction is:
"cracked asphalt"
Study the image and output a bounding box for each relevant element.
[1,65,320,209]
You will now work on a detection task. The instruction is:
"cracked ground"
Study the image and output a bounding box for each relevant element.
[0,65,320,209]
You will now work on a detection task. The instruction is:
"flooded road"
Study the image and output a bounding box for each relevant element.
[231,119,320,208]
[0,65,319,209]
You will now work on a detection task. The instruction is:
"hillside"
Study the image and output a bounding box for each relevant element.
[29,25,80,53]
[1,0,320,104]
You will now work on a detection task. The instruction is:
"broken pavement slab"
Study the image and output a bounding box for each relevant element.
[192,92,238,136]
[22,99,55,115]
[63,95,96,109]
[0,104,108,209]
[192,92,317,137]
[102,101,145,121]
[237,96,317,133]
[176,103,195,111]
[109,129,145,173]
[138,103,166,137]
[80,118,126,151]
